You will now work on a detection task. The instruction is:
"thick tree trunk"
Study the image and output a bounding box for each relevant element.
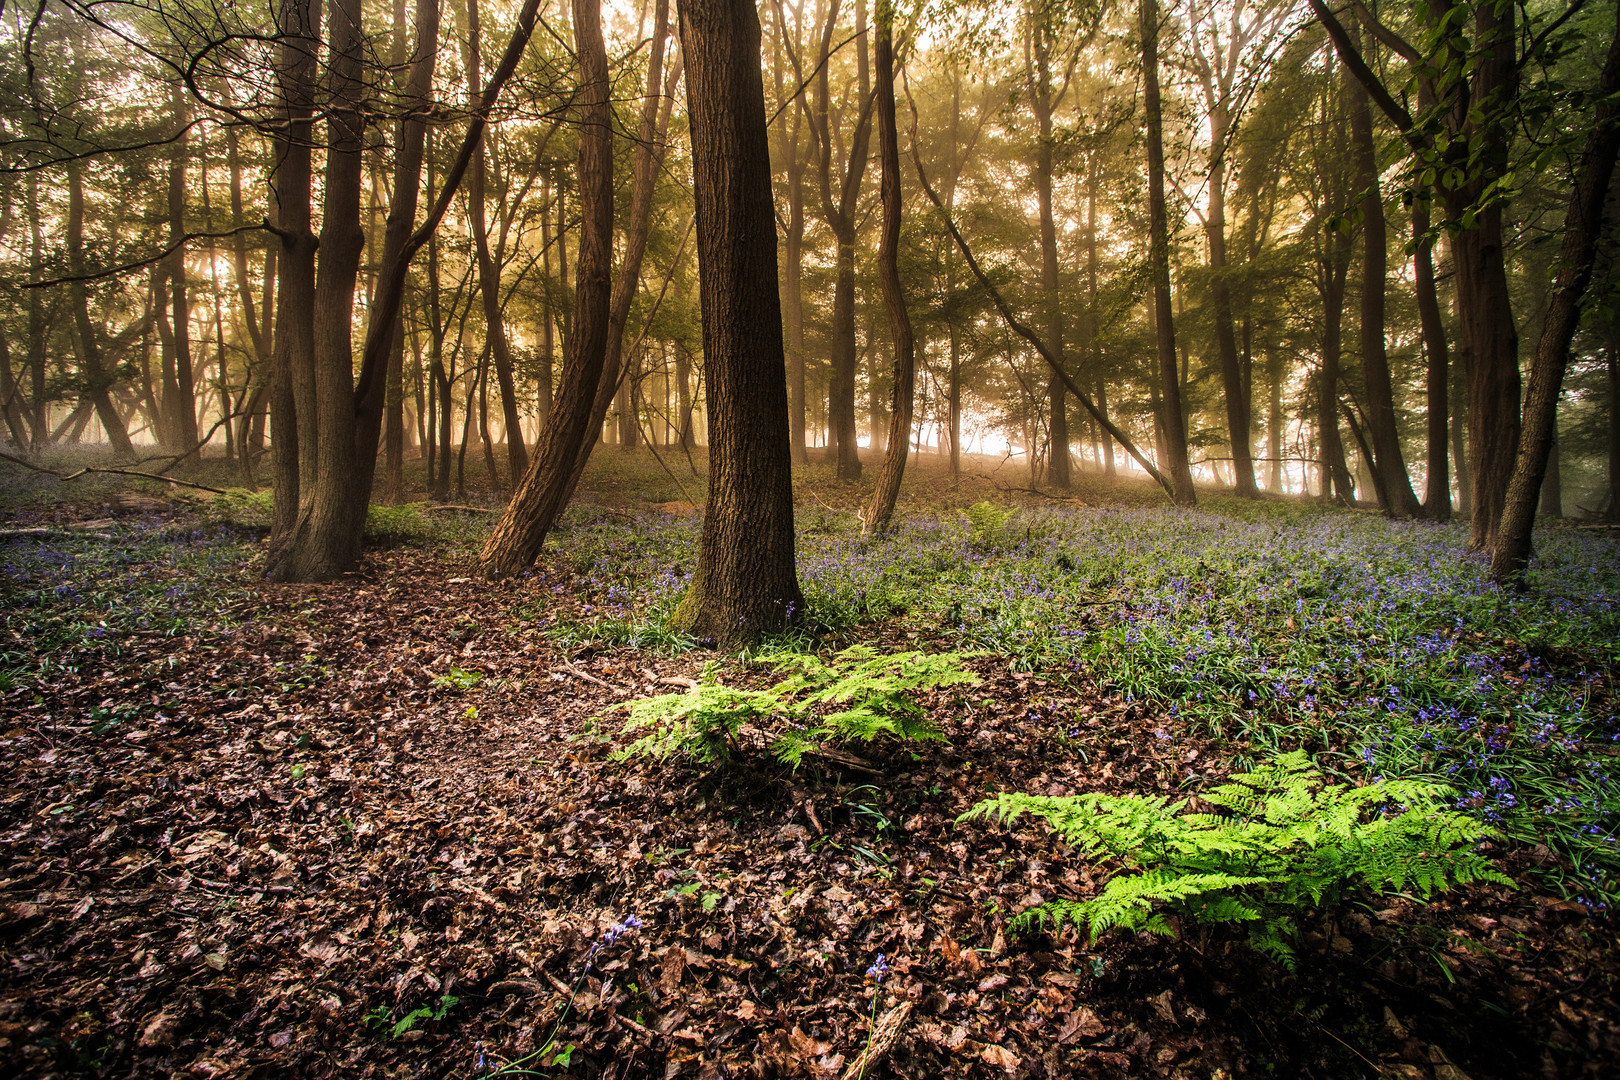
[667,0,804,646]
[1491,10,1620,582]
[861,0,913,534]
[266,0,319,553]
[1141,0,1194,506]
[267,0,369,582]
[479,0,615,576]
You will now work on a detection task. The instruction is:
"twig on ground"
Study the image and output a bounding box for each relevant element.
[839,1002,913,1080]
[61,467,228,494]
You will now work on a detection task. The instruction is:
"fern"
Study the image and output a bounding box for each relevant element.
[964,502,1015,550]
[962,751,1514,968]
[613,646,979,769]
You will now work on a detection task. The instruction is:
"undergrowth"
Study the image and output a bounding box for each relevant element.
[547,497,1620,907]
[964,751,1512,968]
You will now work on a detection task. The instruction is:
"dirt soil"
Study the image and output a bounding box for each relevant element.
[1,507,1616,1080]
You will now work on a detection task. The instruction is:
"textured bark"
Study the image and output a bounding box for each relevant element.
[1609,334,1620,520]
[266,0,319,552]
[667,0,804,646]
[1492,6,1620,582]
[775,5,810,465]
[1141,0,1195,506]
[479,0,615,577]
[266,0,368,583]
[861,0,912,534]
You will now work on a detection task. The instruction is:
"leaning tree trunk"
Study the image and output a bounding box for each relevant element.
[1491,9,1620,583]
[1141,0,1194,506]
[861,0,913,534]
[667,0,804,647]
[479,0,615,577]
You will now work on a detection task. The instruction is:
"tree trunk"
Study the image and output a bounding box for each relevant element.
[862,0,912,533]
[1609,332,1620,520]
[266,0,320,553]
[1030,16,1069,490]
[1346,25,1420,517]
[667,0,804,646]
[810,0,871,480]
[163,84,200,458]
[267,0,369,582]
[1141,0,1194,506]
[1205,108,1255,496]
[1491,10,1620,582]
[1414,191,1450,520]
[479,0,615,576]
[65,161,135,457]
[465,0,528,485]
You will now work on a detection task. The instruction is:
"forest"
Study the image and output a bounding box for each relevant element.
[2,0,1619,1076]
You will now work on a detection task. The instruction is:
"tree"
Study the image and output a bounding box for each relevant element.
[862,0,913,533]
[1141,0,1195,506]
[667,0,804,647]
[478,0,615,578]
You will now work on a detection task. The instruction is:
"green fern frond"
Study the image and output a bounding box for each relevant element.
[969,752,1517,966]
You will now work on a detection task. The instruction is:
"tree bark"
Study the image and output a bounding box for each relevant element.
[1346,24,1420,516]
[464,0,528,485]
[65,161,135,457]
[861,0,912,533]
[266,0,320,554]
[479,0,615,577]
[1029,13,1070,490]
[808,0,872,480]
[1141,0,1195,506]
[1491,6,1620,582]
[268,0,368,582]
[667,0,804,646]
[1414,189,1450,520]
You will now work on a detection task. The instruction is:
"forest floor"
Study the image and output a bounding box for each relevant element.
[0,448,1617,1080]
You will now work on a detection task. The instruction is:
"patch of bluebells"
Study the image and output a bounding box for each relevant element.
[556,499,1620,905]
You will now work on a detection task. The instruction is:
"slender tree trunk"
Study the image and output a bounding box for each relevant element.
[1491,12,1620,581]
[479,0,615,576]
[1206,109,1255,496]
[1141,0,1194,506]
[862,0,912,533]
[164,84,200,457]
[465,0,528,484]
[667,0,803,645]
[65,161,135,457]
[809,0,871,480]
[1266,349,1283,491]
[1414,192,1450,520]
[1346,25,1420,516]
